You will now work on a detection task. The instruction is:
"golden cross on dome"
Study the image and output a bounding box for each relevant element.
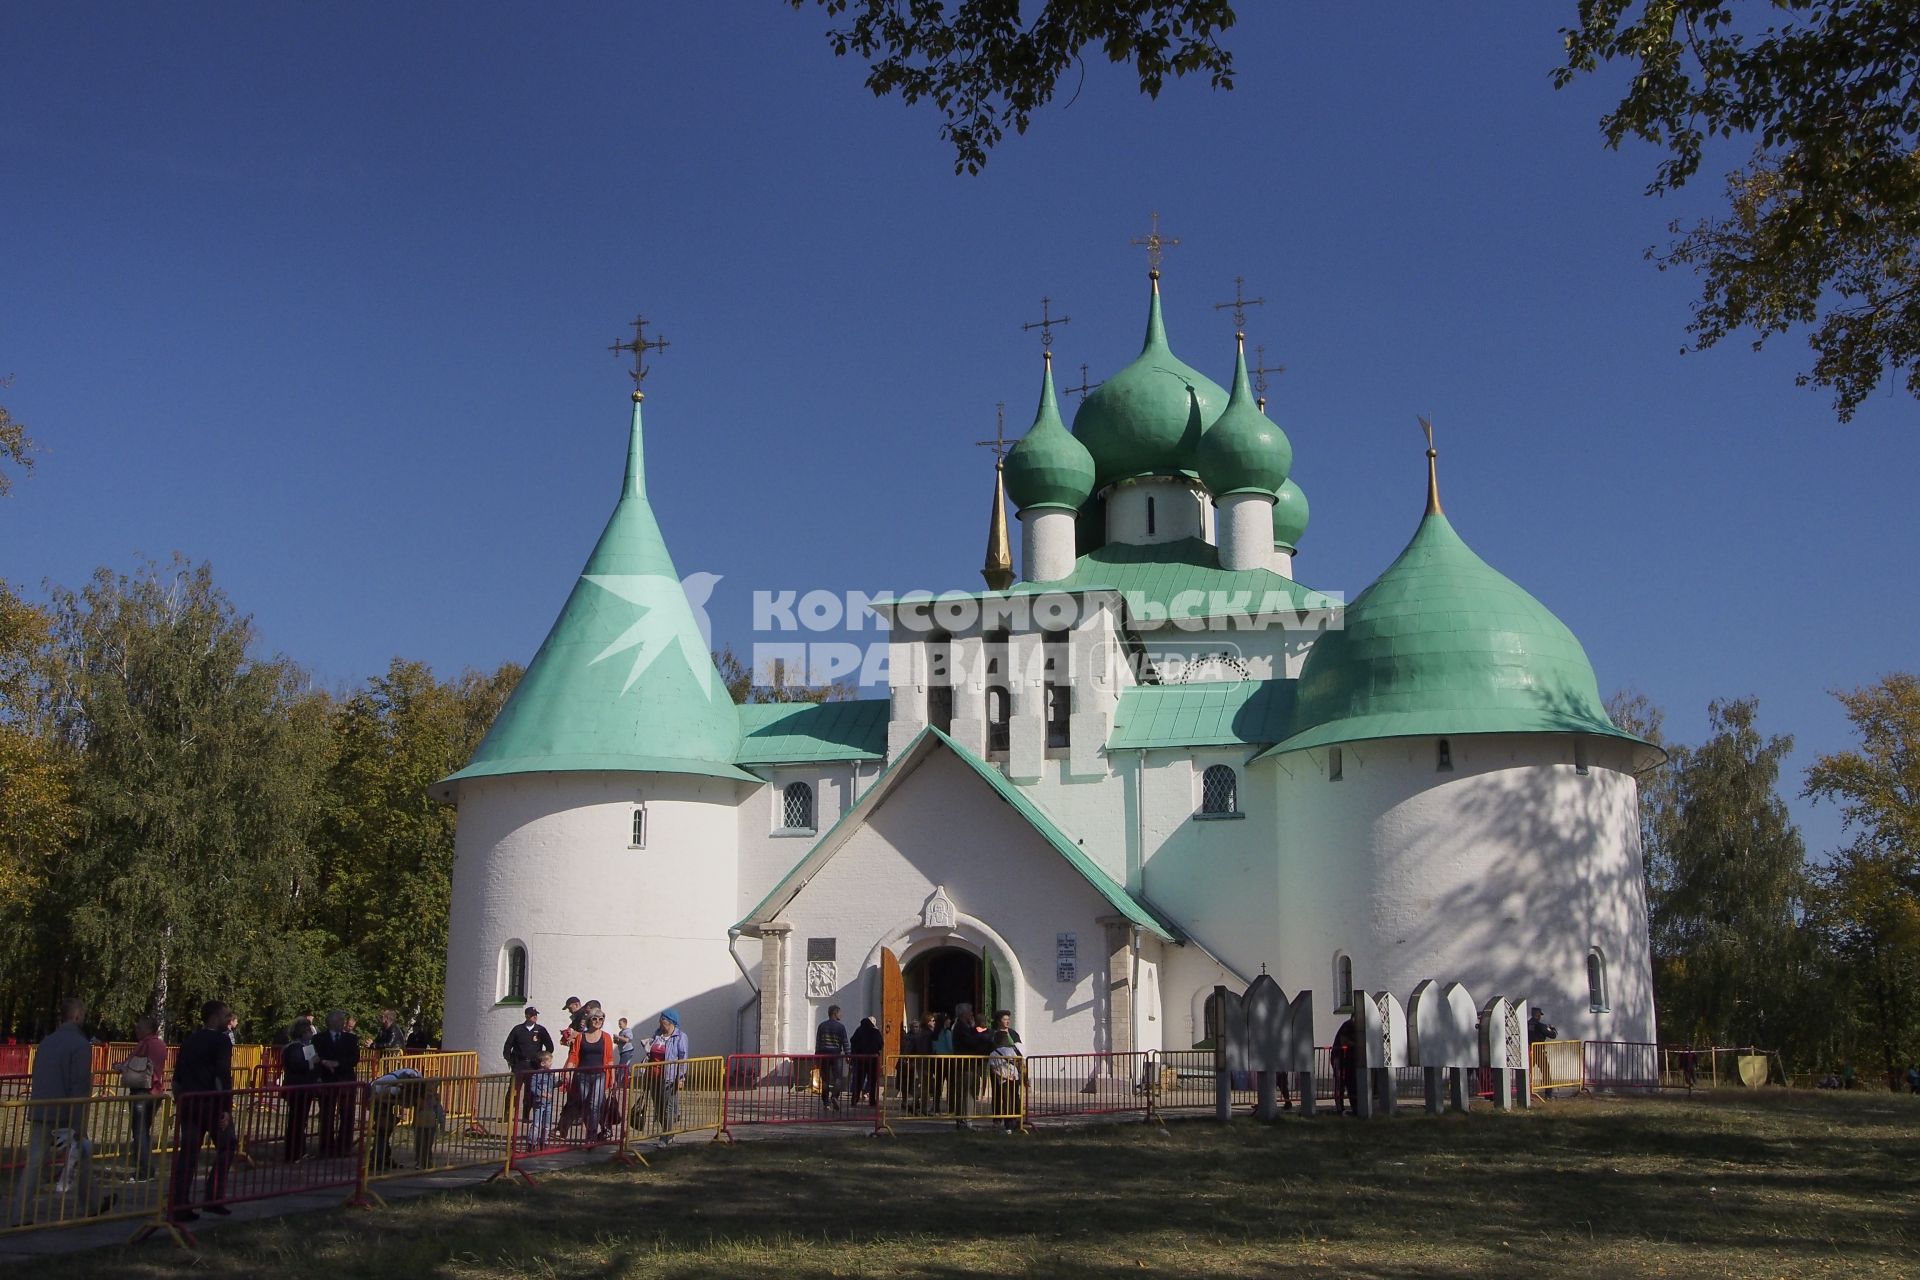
[1021,296,1072,354]
[1130,211,1179,277]
[609,313,670,397]
[975,402,1012,461]
[1251,344,1287,409]
[1418,414,1443,515]
[1213,275,1266,336]
[1065,361,1099,401]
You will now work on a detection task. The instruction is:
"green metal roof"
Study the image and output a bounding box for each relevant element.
[1195,342,1292,498]
[1272,478,1310,551]
[444,396,751,788]
[740,727,1180,941]
[1031,537,1338,622]
[1004,356,1096,513]
[735,699,889,765]
[1070,276,1227,489]
[1260,510,1643,759]
[1108,680,1297,750]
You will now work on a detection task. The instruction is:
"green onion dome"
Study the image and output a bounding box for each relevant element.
[1004,354,1096,512]
[1272,478,1310,551]
[1195,340,1293,498]
[1071,275,1227,490]
[1273,453,1635,756]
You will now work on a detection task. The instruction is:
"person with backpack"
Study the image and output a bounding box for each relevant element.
[9,998,111,1227]
[849,1016,884,1107]
[988,1009,1024,1132]
[117,1014,168,1181]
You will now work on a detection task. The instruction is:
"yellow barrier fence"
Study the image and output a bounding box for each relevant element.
[1530,1040,1582,1096]
[360,1072,516,1194]
[880,1055,1026,1132]
[621,1056,727,1153]
[1,1090,170,1237]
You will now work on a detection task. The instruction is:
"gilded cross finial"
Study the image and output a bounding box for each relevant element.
[1418,414,1442,515]
[1130,211,1179,278]
[1022,296,1072,355]
[1065,362,1099,402]
[1213,275,1266,337]
[975,403,1012,461]
[1251,344,1286,411]
[609,313,670,401]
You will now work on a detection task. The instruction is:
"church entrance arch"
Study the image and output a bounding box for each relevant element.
[905,946,984,1024]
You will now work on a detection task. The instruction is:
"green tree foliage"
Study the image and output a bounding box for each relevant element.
[1805,673,1920,1081]
[0,376,37,497]
[793,0,1238,173]
[41,558,334,1036]
[1606,688,1678,884]
[1558,1,1920,419]
[308,659,520,1034]
[1643,697,1812,1049]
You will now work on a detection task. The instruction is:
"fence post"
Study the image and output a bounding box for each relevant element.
[714,1056,734,1143]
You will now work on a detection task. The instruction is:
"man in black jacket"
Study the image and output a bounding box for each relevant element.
[502,1007,554,1122]
[169,1000,237,1223]
[951,1003,992,1130]
[313,1009,360,1157]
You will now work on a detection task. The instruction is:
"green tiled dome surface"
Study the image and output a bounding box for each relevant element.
[1071,280,1225,488]
[1005,358,1096,512]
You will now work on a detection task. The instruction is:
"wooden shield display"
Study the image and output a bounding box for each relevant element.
[880,946,904,1073]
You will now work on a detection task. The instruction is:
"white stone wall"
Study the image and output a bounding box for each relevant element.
[443,771,754,1062]
[1268,734,1655,1046]
[1105,477,1211,545]
[1216,493,1275,571]
[760,748,1139,1056]
[735,763,875,918]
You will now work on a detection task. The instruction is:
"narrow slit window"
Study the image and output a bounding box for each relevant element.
[630,802,648,848]
[1043,630,1070,748]
[502,943,528,1003]
[1574,737,1590,776]
[1587,948,1609,1012]
[985,629,1011,753]
[1146,495,1157,536]
[1334,953,1353,1012]
[927,629,954,733]
[1437,738,1453,771]
[1329,747,1343,782]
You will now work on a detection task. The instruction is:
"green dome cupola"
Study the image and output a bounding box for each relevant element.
[1071,274,1227,489]
[442,391,750,788]
[1272,478,1310,551]
[1005,353,1096,512]
[1268,438,1642,757]
[1196,338,1293,497]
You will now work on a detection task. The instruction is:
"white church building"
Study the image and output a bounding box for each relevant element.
[436,269,1661,1062]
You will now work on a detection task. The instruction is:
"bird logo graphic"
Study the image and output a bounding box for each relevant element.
[580,570,724,697]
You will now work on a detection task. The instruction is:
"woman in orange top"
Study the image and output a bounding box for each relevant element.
[565,1011,619,1141]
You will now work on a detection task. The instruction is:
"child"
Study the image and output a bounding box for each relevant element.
[525,1052,556,1150]
[412,1079,446,1170]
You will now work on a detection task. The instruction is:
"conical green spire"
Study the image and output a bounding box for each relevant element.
[1071,275,1227,489]
[1005,353,1096,512]
[445,393,749,786]
[1195,338,1292,497]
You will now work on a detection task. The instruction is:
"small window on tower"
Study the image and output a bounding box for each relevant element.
[1329,747,1343,782]
[1043,630,1070,748]
[781,781,814,832]
[1200,764,1239,816]
[500,942,528,1004]
[1334,953,1353,1013]
[1146,495,1157,536]
[1587,948,1609,1012]
[630,802,648,849]
[1437,738,1453,771]
[1574,738,1591,776]
[927,629,954,733]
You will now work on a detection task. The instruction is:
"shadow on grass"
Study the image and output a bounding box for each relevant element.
[33,1090,1920,1279]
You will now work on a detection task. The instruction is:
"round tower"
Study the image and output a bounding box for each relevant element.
[1267,433,1662,1045]
[436,389,753,1057]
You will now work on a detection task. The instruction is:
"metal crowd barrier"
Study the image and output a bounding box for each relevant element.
[880,1055,1025,1132]
[361,1072,514,1193]
[1581,1040,1661,1093]
[1530,1039,1584,1096]
[719,1054,884,1136]
[500,1066,634,1185]
[1022,1052,1151,1124]
[623,1057,726,1148]
[1,1089,171,1237]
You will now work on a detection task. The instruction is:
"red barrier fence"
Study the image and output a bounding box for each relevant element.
[1582,1040,1661,1092]
[719,1055,883,1137]
[502,1067,631,1184]
[1023,1052,1151,1124]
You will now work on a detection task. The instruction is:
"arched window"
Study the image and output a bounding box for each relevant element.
[1200,764,1238,815]
[1587,948,1609,1012]
[782,781,814,831]
[629,801,648,849]
[984,630,1011,753]
[1334,953,1353,1012]
[1043,630,1070,748]
[500,942,528,1004]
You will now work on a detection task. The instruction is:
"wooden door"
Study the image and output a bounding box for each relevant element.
[880,946,904,1074]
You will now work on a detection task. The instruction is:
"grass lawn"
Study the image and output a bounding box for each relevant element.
[36,1089,1920,1278]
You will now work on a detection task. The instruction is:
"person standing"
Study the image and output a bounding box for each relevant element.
[557,997,585,1051]
[280,1018,321,1161]
[169,1001,237,1223]
[313,1009,360,1157]
[117,1014,168,1182]
[647,1010,689,1140]
[901,1014,933,1114]
[502,1006,553,1129]
[849,1016,883,1107]
[814,1006,850,1112]
[1331,1016,1358,1117]
[988,1009,1024,1132]
[614,1017,636,1070]
[951,1003,991,1130]
[1526,1007,1556,1044]
[369,1009,405,1054]
[564,1011,617,1141]
[8,998,109,1226]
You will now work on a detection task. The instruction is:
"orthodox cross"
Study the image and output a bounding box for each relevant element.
[609,313,670,396]
[1130,211,1179,276]
[1251,344,1287,410]
[1022,296,1072,354]
[1065,361,1099,401]
[1213,275,1266,335]
[975,403,1012,461]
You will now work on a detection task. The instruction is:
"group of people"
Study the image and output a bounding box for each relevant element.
[812,1002,1025,1132]
[500,997,690,1147]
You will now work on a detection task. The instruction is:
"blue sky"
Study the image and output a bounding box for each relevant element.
[3,3,1912,857]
